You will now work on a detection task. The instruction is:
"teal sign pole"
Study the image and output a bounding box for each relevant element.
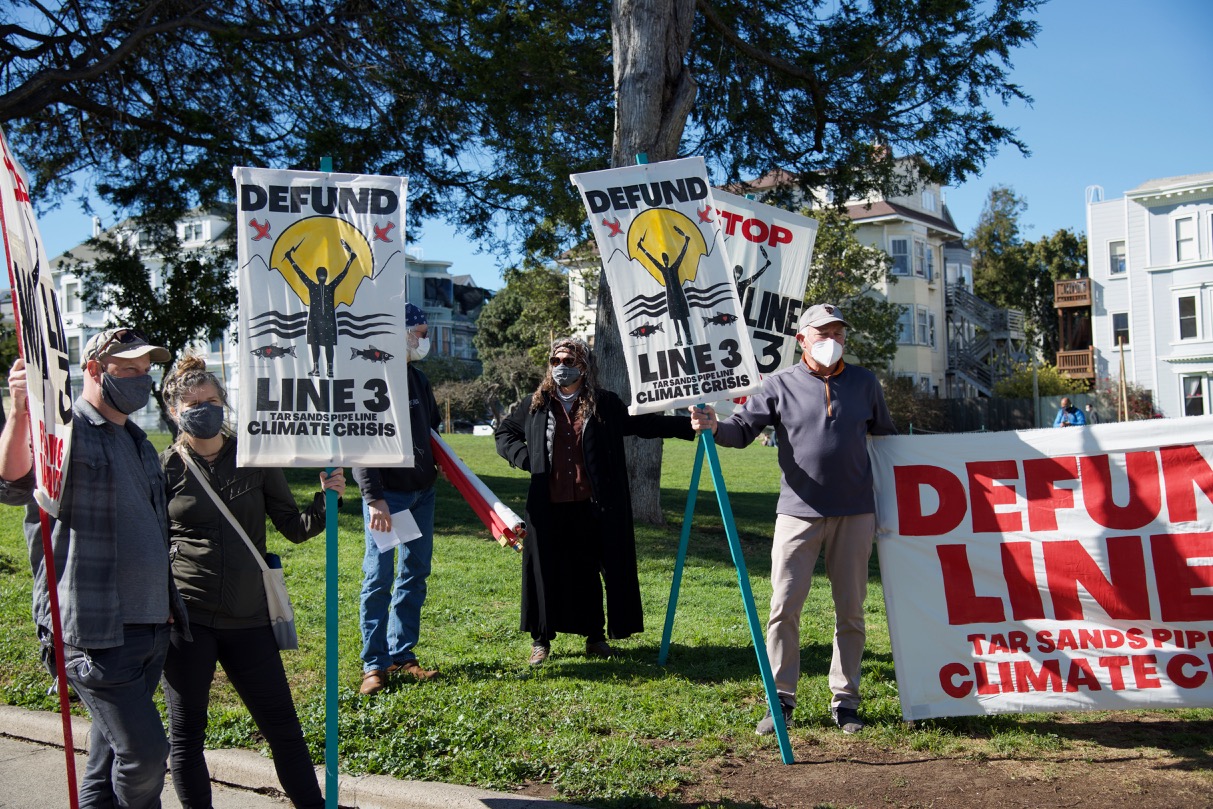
[318,155,340,808]
[660,428,794,764]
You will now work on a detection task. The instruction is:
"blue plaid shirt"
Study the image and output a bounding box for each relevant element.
[0,397,187,650]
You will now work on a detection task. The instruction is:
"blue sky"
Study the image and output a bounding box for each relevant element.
[33,0,1213,291]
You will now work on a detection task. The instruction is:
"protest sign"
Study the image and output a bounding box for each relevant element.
[713,190,816,375]
[234,167,411,467]
[870,418,1213,719]
[0,126,72,515]
[570,157,761,414]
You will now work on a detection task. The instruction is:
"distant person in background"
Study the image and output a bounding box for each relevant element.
[1085,403,1101,424]
[1053,397,1086,427]
[159,354,344,809]
[494,336,695,664]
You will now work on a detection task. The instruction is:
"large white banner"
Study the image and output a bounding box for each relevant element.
[870,418,1213,720]
[713,190,817,375]
[0,126,73,515]
[571,158,761,414]
[234,167,411,467]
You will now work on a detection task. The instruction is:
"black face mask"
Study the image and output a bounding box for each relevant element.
[101,373,153,414]
[178,402,225,439]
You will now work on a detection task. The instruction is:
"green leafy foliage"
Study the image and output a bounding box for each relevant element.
[992,362,1088,398]
[805,207,902,371]
[62,226,237,426]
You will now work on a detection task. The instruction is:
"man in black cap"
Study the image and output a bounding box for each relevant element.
[692,303,896,736]
[0,326,186,808]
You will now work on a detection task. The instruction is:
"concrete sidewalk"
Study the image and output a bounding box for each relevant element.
[0,705,580,809]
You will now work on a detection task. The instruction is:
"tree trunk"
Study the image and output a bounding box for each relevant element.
[599,0,696,525]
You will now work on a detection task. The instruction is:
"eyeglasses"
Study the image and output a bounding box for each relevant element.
[549,356,580,368]
[93,328,148,358]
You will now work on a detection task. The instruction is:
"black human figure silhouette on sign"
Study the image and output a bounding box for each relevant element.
[283,238,355,378]
[637,226,693,347]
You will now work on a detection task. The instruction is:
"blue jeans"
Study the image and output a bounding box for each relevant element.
[359,486,435,672]
[63,623,171,809]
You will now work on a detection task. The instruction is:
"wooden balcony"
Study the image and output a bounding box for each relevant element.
[1057,347,1095,379]
[1055,277,1092,308]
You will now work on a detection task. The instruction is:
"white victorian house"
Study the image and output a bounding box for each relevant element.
[1086,171,1213,417]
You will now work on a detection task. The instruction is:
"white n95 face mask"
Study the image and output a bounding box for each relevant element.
[407,336,430,362]
[809,337,843,368]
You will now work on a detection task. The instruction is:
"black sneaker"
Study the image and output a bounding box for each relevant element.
[585,640,614,658]
[832,706,864,734]
[755,699,793,735]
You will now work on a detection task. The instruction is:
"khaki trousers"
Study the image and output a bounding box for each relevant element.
[766,512,875,710]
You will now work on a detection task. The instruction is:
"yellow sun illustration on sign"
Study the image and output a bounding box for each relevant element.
[270,216,373,307]
[626,208,707,287]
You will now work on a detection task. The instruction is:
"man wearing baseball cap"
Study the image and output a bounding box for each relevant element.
[353,303,443,694]
[691,302,896,736]
[0,325,185,807]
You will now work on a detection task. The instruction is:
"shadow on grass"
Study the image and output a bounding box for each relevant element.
[918,713,1213,771]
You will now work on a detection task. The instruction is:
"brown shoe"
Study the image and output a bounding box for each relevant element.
[390,659,439,681]
[359,670,386,696]
[529,643,550,665]
[585,640,614,658]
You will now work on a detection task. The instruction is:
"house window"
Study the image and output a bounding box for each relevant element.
[1177,293,1200,341]
[896,307,913,344]
[918,375,931,394]
[1182,375,1207,417]
[67,335,80,366]
[916,306,930,345]
[1109,241,1126,274]
[1175,216,1197,262]
[209,336,224,353]
[890,238,909,275]
[913,240,926,278]
[926,245,935,282]
[181,221,205,242]
[63,282,80,313]
[928,311,937,349]
[1111,312,1130,348]
[921,190,937,212]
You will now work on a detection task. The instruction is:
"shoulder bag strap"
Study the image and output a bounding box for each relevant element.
[176,448,269,574]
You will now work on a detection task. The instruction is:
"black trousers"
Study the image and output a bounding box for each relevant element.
[162,623,322,808]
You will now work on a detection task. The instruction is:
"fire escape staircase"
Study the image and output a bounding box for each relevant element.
[945,283,1029,397]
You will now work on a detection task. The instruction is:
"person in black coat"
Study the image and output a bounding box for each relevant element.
[495,336,694,664]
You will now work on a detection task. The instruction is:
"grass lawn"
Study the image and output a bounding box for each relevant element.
[1,434,1210,805]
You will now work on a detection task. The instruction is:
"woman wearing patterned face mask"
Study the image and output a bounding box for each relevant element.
[158,354,344,808]
[494,337,695,665]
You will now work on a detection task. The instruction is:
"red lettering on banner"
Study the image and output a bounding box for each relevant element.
[968,460,1022,533]
[2,146,30,203]
[1044,536,1150,620]
[1065,658,1101,691]
[1080,452,1162,529]
[1150,532,1213,621]
[1013,658,1064,692]
[895,465,966,535]
[938,544,1004,623]
[1001,541,1045,620]
[1131,654,1162,688]
[940,662,972,697]
[1166,654,1208,688]
[1099,655,1131,689]
[716,209,795,248]
[1159,444,1213,523]
[1024,456,1079,531]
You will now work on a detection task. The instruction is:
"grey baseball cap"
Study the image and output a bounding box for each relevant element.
[798,303,851,330]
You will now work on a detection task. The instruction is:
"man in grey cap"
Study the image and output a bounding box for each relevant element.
[691,303,896,736]
[0,326,186,808]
